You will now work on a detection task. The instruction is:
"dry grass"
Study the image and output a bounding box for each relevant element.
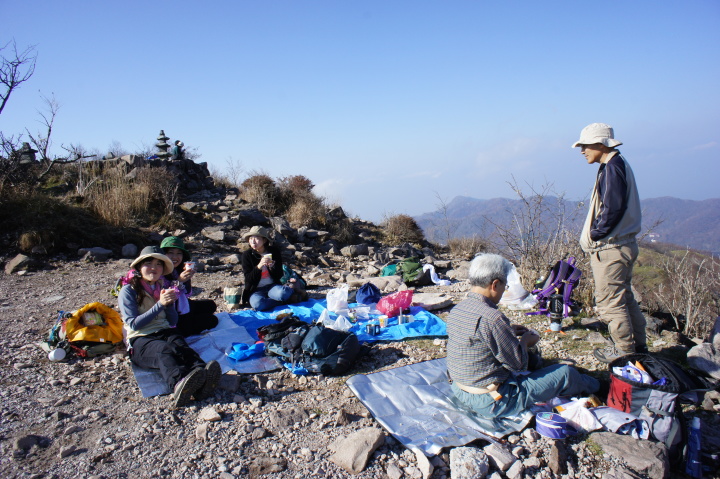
[447,236,486,258]
[84,166,178,227]
[381,213,425,245]
[286,193,326,228]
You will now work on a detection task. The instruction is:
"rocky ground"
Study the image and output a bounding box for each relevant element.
[1,252,719,479]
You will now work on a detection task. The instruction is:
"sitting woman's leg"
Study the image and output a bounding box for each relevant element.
[268,284,293,302]
[176,299,219,336]
[130,333,194,389]
[249,286,281,311]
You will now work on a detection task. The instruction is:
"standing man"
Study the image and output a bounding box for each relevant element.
[573,123,646,363]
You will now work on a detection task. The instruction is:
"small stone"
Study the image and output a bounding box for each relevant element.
[199,406,222,422]
[196,423,209,441]
[59,445,76,458]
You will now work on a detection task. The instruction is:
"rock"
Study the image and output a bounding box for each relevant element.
[341,244,369,258]
[59,445,76,458]
[548,441,567,475]
[687,343,720,380]
[248,456,287,475]
[580,316,605,330]
[585,331,609,344]
[15,435,41,450]
[236,207,268,227]
[267,407,308,429]
[590,432,669,478]
[198,406,221,422]
[450,446,489,479]
[505,460,524,479]
[445,261,470,280]
[483,443,515,472]
[386,463,403,479]
[412,292,453,311]
[602,466,645,479]
[196,422,209,440]
[121,243,138,258]
[79,247,112,262]
[412,447,434,479]
[41,294,65,304]
[335,409,351,426]
[5,254,33,274]
[201,226,225,242]
[219,374,242,392]
[328,427,385,474]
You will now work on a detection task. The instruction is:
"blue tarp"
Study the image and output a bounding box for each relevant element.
[227,298,447,343]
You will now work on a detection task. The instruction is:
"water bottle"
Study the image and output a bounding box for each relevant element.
[685,416,702,478]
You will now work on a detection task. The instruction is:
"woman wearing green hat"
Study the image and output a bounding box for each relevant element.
[160,236,218,336]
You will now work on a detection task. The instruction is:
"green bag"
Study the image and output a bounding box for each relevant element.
[398,257,422,283]
[380,264,397,277]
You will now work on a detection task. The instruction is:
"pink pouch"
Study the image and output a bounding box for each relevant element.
[376,290,413,317]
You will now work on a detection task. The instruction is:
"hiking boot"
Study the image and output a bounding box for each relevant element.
[195,360,222,401]
[593,345,633,364]
[636,344,649,354]
[172,368,206,408]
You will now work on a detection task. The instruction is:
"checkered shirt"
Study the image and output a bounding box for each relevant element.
[446,292,528,388]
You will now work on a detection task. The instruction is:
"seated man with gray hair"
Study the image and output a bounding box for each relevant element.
[447,253,599,419]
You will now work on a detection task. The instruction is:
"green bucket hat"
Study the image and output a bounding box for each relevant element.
[160,236,191,261]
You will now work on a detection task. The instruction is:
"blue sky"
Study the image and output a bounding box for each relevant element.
[2,1,718,222]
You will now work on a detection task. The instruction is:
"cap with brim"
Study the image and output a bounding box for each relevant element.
[131,246,174,275]
[572,123,623,148]
[160,236,190,262]
[242,226,273,243]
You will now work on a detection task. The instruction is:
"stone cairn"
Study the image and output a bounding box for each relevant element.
[156,130,171,160]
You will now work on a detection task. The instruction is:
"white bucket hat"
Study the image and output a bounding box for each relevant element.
[572,123,623,148]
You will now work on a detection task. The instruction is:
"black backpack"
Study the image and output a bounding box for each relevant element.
[260,318,360,376]
[299,324,361,376]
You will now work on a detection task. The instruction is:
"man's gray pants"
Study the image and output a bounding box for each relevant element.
[590,242,646,352]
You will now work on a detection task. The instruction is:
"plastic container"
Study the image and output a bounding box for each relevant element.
[685,417,702,478]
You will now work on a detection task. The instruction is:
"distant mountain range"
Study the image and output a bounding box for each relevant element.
[415,196,720,254]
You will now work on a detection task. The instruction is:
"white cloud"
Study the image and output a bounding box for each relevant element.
[692,141,717,151]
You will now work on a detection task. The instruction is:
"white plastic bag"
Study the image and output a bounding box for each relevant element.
[327,284,349,313]
[333,315,353,332]
[318,309,335,328]
[557,398,603,433]
[499,263,537,310]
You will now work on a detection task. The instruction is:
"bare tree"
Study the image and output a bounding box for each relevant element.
[0,40,37,116]
[432,191,455,246]
[654,249,720,337]
[486,176,585,288]
[23,94,93,179]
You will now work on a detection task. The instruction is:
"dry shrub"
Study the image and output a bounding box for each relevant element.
[448,236,486,258]
[286,193,326,228]
[329,218,356,244]
[240,172,278,215]
[19,230,54,253]
[382,214,425,245]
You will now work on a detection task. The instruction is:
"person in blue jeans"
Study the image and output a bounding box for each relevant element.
[446,253,600,419]
[240,226,297,311]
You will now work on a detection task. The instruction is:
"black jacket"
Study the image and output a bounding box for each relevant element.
[240,245,284,305]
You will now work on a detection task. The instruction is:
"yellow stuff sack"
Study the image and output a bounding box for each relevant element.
[64,302,123,344]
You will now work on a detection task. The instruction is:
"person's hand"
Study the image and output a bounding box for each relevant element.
[519,329,540,348]
[159,288,177,307]
[258,255,274,269]
[512,324,529,336]
[178,269,194,282]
